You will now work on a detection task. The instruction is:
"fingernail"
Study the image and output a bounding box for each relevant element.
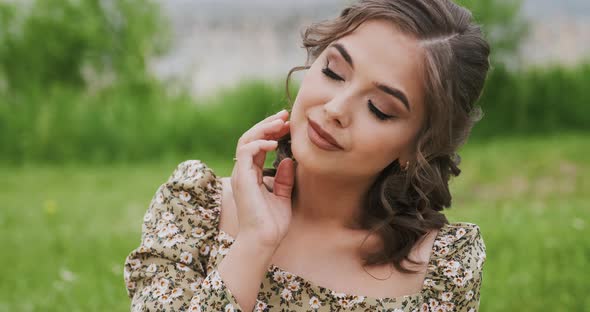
[277,109,287,115]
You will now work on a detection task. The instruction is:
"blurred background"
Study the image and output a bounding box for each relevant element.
[0,0,588,311]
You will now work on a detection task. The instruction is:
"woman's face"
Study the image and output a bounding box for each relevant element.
[290,19,427,178]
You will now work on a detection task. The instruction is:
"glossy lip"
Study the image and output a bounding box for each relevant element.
[307,118,343,150]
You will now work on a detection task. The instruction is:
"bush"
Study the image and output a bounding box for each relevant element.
[0,79,290,165]
[473,63,590,138]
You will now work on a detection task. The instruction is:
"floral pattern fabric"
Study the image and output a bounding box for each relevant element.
[124,160,486,311]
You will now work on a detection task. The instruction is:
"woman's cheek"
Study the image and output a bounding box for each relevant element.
[357,127,396,159]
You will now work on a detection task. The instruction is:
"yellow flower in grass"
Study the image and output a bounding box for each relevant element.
[43,199,58,215]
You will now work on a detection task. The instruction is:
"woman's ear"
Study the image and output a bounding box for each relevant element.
[397,153,408,168]
[397,153,412,170]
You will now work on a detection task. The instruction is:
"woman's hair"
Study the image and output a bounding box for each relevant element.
[263,0,490,274]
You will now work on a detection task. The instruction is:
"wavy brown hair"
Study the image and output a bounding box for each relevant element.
[262,0,490,274]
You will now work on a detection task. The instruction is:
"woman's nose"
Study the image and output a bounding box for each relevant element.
[323,93,352,128]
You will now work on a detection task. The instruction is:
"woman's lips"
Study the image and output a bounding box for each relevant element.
[307,122,343,151]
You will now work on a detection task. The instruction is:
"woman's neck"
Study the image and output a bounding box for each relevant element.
[290,162,377,231]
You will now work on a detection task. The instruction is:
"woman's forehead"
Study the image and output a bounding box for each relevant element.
[329,19,425,113]
[335,20,423,73]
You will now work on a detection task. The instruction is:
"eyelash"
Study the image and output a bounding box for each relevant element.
[321,60,395,121]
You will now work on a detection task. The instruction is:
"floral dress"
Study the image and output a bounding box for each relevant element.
[124,160,486,312]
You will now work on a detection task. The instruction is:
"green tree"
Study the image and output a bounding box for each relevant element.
[0,0,170,92]
[456,0,529,66]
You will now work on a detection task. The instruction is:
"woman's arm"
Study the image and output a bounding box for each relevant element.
[126,107,293,311]
[218,108,295,311]
[124,160,273,312]
[215,234,276,311]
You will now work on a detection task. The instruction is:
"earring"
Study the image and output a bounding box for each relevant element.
[402,160,410,171]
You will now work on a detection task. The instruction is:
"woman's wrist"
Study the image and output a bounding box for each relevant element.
[216,234,277,311]
[235,230,282,253]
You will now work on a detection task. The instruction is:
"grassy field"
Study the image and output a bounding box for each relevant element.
[1,133,588,311]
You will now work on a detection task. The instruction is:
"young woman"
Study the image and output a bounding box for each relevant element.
[124,0,490,311]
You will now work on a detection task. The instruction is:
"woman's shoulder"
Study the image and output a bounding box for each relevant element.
[435,222,485,259]
[422,222,486,309]
[125,160,224,299]
[440,222,483,242]
[143,159,224,244]
[431,221,486,278]
[165,159,219,190]
[163,158,222,211]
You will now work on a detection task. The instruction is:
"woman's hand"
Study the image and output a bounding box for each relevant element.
[230,109,295,250]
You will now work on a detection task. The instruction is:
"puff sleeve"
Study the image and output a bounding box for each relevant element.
[124,160,244,312]
[422,222,487,312]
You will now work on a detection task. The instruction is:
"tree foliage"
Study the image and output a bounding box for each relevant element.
[0,0,170,91]
[456,0,529,66]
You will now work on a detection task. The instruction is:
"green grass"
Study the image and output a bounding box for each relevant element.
[1,134,588,311]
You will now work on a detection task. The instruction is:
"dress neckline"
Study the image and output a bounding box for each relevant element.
[211,174,447,304]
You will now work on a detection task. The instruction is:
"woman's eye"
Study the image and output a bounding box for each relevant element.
[321,60,344,81]
[368,100,394,121]
[321,59,393,121]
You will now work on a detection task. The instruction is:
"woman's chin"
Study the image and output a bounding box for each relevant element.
[291,142,335,173]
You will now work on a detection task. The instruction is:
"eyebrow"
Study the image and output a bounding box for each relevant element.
[329,42,411,112]
[374,83,411,112]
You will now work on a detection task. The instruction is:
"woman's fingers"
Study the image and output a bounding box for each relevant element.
[273,158,295,199]
[240,118,287,145]
[250,120,289,168]
[254,109,288,128]
[235,139,279,183]
[280,120,291,137]
[238,111,290,147]
[229,110,295,246]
